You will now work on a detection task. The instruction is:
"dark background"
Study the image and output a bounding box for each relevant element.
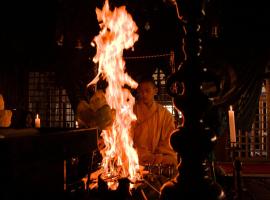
[0,1,269,199]
[0,0,269,130]
[0,0,269,70]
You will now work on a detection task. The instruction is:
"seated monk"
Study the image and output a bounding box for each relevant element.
[132,77,178,167]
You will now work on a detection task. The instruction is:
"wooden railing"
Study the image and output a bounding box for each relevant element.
[232,129,269,161]
[220,79,270,162]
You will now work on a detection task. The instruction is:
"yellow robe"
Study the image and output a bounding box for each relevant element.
[133,101,178,166]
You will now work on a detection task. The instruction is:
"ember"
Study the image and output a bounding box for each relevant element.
[88,0,140,189]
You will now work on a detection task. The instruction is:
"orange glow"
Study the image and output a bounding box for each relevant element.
[89,0,140,188]
[35,114,41,128]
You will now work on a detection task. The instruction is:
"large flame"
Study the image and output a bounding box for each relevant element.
[89,0,140,186]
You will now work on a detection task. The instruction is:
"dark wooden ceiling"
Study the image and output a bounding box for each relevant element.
[0,0,269,72]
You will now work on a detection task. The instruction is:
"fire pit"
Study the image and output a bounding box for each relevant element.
[86,0,141,191]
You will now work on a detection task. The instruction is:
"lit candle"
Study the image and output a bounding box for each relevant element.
[228,106,236,147]
[75,121,79,128]
[35,114,41,128]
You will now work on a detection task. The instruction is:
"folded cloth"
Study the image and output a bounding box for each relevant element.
[89,90,108,112]
[76,100,97,128]
[96,105,115,130]
[76,90,115,130]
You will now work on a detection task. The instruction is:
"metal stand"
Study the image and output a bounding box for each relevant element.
[228,143,255,200]
[229,144,244,200]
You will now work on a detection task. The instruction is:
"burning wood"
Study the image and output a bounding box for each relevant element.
[88,0,140,189]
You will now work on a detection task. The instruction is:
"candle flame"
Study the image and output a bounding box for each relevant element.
[88,0,140,188]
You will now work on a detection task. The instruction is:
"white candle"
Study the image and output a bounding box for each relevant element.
[75,121,79,128]
[35,114,41,128]
[228,106,236,147]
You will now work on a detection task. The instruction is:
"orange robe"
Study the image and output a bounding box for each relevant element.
[133,101,178,166]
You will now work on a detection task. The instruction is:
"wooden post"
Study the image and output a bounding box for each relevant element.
[239,130,242,158]
[266,79,270,160]
[259,94,263,157]
[251,125,255,157]
[245,131,248,159]
[64,160,67,191]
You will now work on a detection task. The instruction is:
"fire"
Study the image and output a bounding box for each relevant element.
[89,0,140,187]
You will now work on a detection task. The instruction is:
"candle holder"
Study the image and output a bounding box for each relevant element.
[226,142,246,200]
[227,142,239,159]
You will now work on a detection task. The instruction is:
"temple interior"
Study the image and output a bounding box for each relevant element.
[0,0,270,199]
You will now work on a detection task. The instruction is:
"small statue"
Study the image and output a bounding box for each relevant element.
[0,94,12,127]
